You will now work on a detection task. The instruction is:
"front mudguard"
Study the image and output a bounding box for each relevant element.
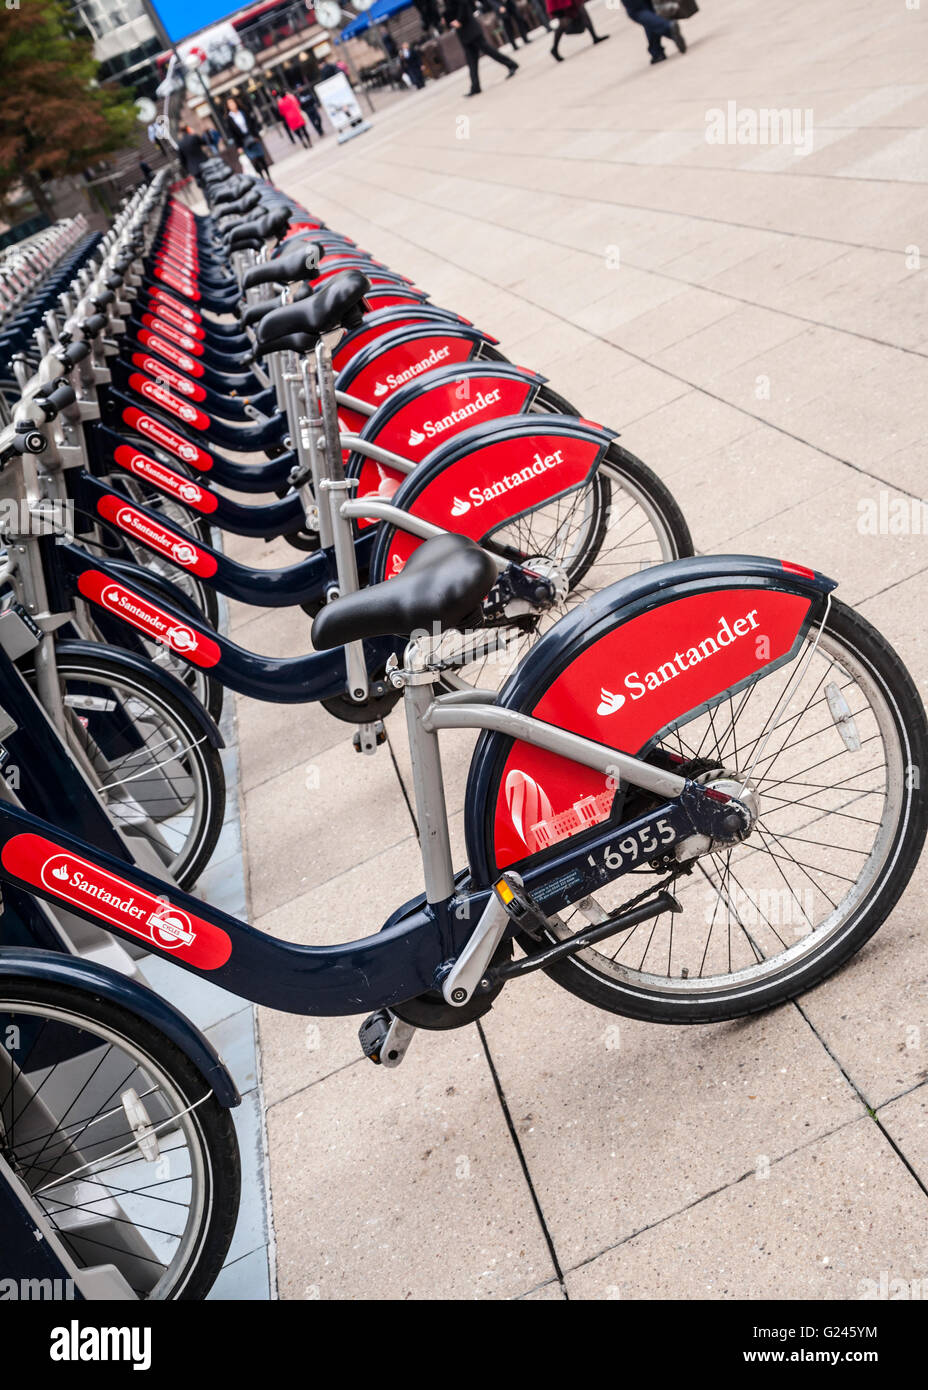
[0,947,240,1107]
[48,638,225,752]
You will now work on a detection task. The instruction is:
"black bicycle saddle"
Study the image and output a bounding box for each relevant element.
[311,533,498,649]
[242,243,322,291]
[256,270,370,351]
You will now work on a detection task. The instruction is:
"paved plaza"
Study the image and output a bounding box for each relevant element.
[222,0,928,1298]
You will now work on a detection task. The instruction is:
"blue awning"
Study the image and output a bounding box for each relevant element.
[337,0,415,41]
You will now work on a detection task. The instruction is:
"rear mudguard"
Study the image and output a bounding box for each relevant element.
[96,392,295,493]
[464,553,837,882]
[0,948,240,1107]
[331,304,473,375]
[76,473,331,608]
[367,414,616,580]
[345,362,550,518]
[334,322,506,434]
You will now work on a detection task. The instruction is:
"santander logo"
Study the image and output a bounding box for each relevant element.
[89,577,220,667]
[115,507,199,569]
[371,345,451,396]
[593,608,763,716]
[457,448,563,514]
[43,856,198,949]
[115,448,213,513]
[408,387,503,445]
[596,688,626,716]
[0,833,232,968]
[136,378,200,425]
[131,413,205,465]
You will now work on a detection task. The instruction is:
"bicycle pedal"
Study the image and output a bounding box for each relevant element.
[352,721,386,755]
[358,1009,416,1067]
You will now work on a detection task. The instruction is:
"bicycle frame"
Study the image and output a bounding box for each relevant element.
[0,665,727,1017]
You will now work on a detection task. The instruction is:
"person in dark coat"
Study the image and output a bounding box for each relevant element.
[177,126,208,177]
[620,0,686,65]
[487,0,530,48]
[445,0,518,96]
[298,86,325,135]
[401,43,426,87]
[224,98,263,149]
[547,0,607,60]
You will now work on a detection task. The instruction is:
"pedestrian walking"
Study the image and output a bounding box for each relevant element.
[548,0,608,60]
[619,0,686,65]
[224,98,260,151]
[298,87,325,136]
[445,0,518,96]
[493,0,532,50]
[275,90,312,148]
[527,0,551,30]
[401,43,426,88]
[176,125,208,178]
[147,120,172,159]
[242,134,273,180]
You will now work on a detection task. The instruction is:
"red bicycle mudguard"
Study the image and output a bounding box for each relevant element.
[367,415,615,579]
[345,362,550,527]
[463,555,836,878]
[332,305,473,375]
[334,322,504,435]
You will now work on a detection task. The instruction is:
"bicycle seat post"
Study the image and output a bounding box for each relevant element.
[316,334,368,703]
[295,353,331,549]
[396,638,455,906]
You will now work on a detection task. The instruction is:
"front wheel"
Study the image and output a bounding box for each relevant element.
[36,649,226,890]
[0,975,240,1299]
[529,599,928,1023]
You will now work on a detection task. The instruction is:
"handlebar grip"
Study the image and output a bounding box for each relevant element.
[62,341,91,366]
[37,382,77,419]
[82,313,108,338]
[2,427,47,462]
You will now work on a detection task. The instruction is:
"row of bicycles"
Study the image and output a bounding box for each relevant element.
[0,158,924,1299]
[0,216,100,413]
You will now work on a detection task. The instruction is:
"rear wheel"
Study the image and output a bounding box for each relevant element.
[527,599,928,1022]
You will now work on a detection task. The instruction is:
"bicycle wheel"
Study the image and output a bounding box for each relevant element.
[41,649,225,890]
[525,599,928,1023]
[0,976,239,1299]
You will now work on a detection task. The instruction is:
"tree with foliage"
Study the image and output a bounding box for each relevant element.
[0,0,138,222]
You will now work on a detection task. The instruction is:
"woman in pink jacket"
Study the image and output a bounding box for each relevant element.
[275,90,311,148]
